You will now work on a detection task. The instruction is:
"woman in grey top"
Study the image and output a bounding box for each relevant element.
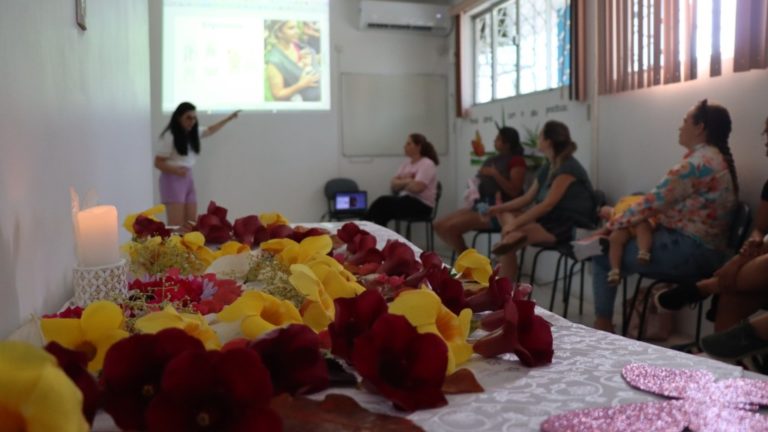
[265,20,320,102]
[487,120,596,281]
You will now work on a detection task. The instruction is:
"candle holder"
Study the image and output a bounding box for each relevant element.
[73,259,128,306]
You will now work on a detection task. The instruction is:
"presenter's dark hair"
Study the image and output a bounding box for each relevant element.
[161,102,200,156]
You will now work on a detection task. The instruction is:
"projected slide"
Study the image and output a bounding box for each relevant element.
[163,0,330,112]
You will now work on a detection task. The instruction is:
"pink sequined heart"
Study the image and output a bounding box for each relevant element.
[541,363,768,432]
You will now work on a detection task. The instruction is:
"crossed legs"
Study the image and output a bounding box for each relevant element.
[433,208,493,253]
[496,221,557,281]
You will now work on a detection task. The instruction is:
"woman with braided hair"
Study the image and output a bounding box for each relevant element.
[591,100,738,333]
[657,116,768,337]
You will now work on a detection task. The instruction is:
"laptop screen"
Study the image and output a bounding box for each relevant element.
[334,191,367,212]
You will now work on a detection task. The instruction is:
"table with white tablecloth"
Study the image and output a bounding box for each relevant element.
[78,222,764,430]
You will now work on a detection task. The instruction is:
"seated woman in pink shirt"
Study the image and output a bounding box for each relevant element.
[366,133,439,227]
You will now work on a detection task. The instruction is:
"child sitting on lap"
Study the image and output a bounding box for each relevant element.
[603,195,656,285]
[572,194,656,285]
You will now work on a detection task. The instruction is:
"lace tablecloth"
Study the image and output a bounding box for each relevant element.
[54,222,756,430]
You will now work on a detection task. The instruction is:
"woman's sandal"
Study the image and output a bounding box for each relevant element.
[637,250,651,265]
[607,269,621,286]
[491,233,528,256]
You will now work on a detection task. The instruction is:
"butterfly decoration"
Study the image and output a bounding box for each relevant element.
[541,363,768,432]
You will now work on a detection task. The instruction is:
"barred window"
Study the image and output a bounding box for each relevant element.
[473,0,570,104]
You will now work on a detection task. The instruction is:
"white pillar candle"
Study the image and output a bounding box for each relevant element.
[76,205,119,268]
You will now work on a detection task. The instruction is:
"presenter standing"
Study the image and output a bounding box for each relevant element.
[154,102,240,227]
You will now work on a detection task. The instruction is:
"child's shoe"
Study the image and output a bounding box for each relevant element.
[607,268,621,286]
[637,250,651,265]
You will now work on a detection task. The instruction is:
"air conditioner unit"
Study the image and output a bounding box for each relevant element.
[359,0,451,36]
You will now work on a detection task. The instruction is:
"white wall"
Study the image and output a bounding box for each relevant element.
[149,0,454,238]
[0,1,152,337]
[597,68,768,212]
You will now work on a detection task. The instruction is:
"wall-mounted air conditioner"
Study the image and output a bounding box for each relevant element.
[359,0,451,36]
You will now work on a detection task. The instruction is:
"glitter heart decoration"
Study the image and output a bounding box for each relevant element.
[540,363,768,432]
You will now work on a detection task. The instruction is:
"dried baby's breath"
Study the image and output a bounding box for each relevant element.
[245,254,305,308]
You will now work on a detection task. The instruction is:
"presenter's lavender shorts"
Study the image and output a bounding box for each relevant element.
[159,172,196,204]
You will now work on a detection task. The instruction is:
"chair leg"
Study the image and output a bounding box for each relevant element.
[623,277,644,337]
[694,299,704,347]
[578,261,585,315]
[517,246,527,283]
[471,231,481,249]
[563,258,579,319]
[638,280,664,341]
[426,222,433,251]
[548,253,565,311]
[620,278,628,333]
[529,248,547,286]
[405,221,412,240]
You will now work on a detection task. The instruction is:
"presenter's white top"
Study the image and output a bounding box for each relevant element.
[155,126,209,168]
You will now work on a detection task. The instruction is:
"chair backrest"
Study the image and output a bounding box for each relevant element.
[323,178,360,219]
[728,201,752,252]
[430,181,443,220]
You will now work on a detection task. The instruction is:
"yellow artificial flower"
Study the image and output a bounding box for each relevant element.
[262,235,333,267]
[123,204,166,234]
[259,212,290,226]
[389,289,473,375]
[288,264,335,331]
[454,248,493,285]
[40,300,129,373]
[307,259,365,299]
[178,232,217,266]
[135,306,221,350]
[217,241,250,257]
[217,291,302,339]
[0,341,89,432]
[288,262,365,332]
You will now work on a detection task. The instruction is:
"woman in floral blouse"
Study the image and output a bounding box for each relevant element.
[592,100,738,333]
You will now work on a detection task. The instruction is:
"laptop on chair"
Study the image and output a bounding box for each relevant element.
[333,191,368,216]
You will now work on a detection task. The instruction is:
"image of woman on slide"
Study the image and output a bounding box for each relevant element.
[265,20,321,102]
[154,102,240,227]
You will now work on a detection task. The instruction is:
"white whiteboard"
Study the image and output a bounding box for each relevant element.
[341,73,448,156]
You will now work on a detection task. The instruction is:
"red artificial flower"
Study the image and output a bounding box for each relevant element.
[422,267,469,315]
[466,269,514,312]
[250,324,329,396]
[267,224,294,240]
[472,297,553,367]
[145,348,281,432]
[378,240,422,277]
[352,313,448,411]
[336,222,363,244]
[101,328,206,431]
[45,342,101,424]
[346,248,383,267]
[193,201,233,244]
[419,251,444,270]
[129,274,205,307]
[328,290,388,362]
[195,278,243,315]
[290,227,328,243]
[42,305,83,319]
[466,270,534,313]
[134,214,171,239]
[360,273,408,301]
[233,215,267,246]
